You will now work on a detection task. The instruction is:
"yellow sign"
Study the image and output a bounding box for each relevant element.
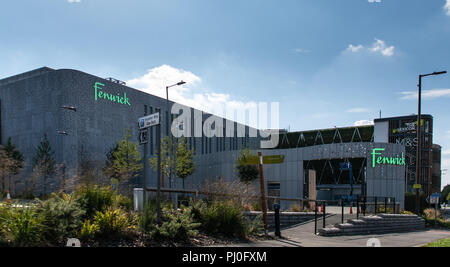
[243,155,285,165]
[413,184,422,189]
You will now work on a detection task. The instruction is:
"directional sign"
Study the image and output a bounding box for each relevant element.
[242,155,285,165]
[430,193,440,204]
[139,129,149,145]
[138,112,160,129]
[262,155,285,165]
[413,184,422,189]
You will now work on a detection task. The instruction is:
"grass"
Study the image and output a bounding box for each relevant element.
[423,238,450,247]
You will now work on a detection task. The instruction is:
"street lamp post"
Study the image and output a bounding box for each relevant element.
[416,71,446,215]
[165,81,186,190]
[58,105,77,193]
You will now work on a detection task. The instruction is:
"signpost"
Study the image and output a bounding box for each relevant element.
[248,153,285,233]
[139,113,160,130]
[430,193,440,226]
[138,111,161,223]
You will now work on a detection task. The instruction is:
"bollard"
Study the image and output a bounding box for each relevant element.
[374,197,378,214]
[392,198,396,214]
[385,197,388,214]
[274,203,281,237]
[356,196,360,219]
[363,197,366,216]
[314,203,318,235]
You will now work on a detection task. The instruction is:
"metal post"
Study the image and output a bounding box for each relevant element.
[143,108,148,204]
[341,199,344,224]
[392,198,396,214]
[356,196,359,219]
[156,108,162,225]
[415,75,422,216]
[323,202,326,229]
[314,203,318,235]
[385,197,388,214]
[363,197,366,216]
[375,197,378,214]
[274,204,281,237]
[258,152,269,233]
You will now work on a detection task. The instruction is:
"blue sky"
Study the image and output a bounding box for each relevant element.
[1,0,450,187]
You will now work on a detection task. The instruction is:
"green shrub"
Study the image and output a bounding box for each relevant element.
[152,207,200,241]
[79,220,98,241]
[115,194,133,211]
[74,185,115,219]
[400,210,414,215]
[138,201,158,233]
[35,193,85,243]
[139,202,199,241]
[93,208,132,237]
[1,207,44,247]
[191,200,261,238]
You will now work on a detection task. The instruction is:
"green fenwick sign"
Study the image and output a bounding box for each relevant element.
[371,148,405,168]
[94,82,131,106]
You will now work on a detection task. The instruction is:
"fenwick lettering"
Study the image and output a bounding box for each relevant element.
[94,82,131,106]
[371,148,405,168]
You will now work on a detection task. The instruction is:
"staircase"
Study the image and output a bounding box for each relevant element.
[319,214,425,236]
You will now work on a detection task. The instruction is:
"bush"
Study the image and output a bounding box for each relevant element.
[423,208,441,220]
[152,207,200,241]
[35,193,85,243]
[191,200,262,238]
[400,210,414,215]
[138,202,199,241]
[1,206,44,247]
[93,208,133,237]
[115,194,133,211]
[79,220,98,241]
[138,202,158,234]
[422,208,450,228]
[74,185,115,219]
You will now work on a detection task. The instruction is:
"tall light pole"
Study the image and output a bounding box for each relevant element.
[416,71,446,215]
[58,105,77,193]
[165,81,186,189]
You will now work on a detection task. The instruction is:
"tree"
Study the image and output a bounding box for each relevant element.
[103,143,120,182]
[107,128,143,194]
[32,134,57,196]
[236,147,259,189]
[0,146,16,196]
[441,184,450,204]
[3,137,24,192]
[150,136,175,188]
[176,137,196,189]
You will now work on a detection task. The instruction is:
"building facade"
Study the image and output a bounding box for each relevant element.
[1,67,408,208]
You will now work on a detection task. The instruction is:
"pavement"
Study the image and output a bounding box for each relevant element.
[220,214,450,247]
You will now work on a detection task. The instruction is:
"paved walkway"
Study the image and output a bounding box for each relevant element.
[222,214,450,247]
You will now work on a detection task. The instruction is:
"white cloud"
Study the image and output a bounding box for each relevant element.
[67,0,81,3]
[354,120,374,126]
[347,44,363,53]
[368,0,381,3]
[293,48,311,54]
[127,65,258,126]
[370,39,395,57]
[399,88,450,100]
[347,107,370,113]
[346,39,395,57]
[443,149,450,156]
[445,0,450,16]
